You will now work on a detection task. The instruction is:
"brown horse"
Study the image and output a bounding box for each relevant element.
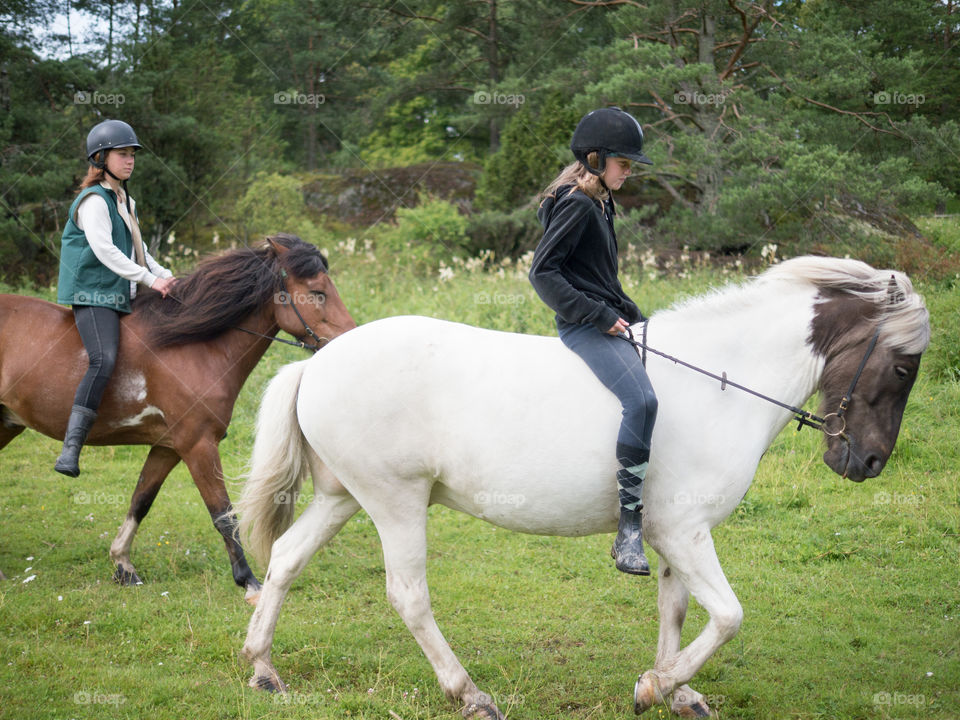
[0,233,355,602]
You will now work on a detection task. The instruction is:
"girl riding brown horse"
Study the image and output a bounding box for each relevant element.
[55,119,177,477]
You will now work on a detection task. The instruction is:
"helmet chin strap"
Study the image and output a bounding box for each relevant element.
[91,156,132,215]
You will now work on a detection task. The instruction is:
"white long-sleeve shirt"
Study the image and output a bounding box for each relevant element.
[74,183,173,300]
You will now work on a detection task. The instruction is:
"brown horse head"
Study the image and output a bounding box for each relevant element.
[137,233,355,348]
[810,271,930,482]
[266,234,356,347]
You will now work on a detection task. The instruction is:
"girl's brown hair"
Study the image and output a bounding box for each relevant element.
[77,148,111,192]
[78,164,106,192]
[539,151,607,206]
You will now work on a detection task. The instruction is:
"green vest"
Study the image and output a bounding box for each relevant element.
[57,185,135,313]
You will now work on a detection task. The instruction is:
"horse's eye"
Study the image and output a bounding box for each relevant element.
[311,291,326,305]
[894,366,910,380]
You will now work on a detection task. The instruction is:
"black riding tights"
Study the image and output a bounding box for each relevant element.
[71,305,120,412]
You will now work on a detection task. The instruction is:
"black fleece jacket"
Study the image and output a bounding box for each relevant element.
[529,184,643,332]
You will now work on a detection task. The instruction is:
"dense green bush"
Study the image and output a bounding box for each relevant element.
[464,205,542,259]
[375,196,470,271]
[236,172,317,241]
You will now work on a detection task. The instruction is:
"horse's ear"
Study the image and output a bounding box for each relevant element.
[266,236,290,256]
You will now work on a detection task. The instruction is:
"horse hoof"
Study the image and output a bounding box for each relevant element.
[113,564,144,586]
[672,684,715,718]
[244,580,262,606]
[250,674,286,693]
[634,671,666,715]
[675,701,712,718]
[462,703,505,719]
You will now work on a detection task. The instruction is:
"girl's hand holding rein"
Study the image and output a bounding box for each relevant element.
[151,276,177,298]
[608,317,629,335]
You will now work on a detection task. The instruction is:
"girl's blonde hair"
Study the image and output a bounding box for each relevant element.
[539,151,608,206]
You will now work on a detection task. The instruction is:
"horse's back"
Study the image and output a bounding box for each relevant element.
[0,293,73,328]
[295,316,623,535]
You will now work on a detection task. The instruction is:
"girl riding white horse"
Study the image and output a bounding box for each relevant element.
[238,257,928,718]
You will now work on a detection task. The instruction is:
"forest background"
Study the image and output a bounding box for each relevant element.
[2,0,960,285]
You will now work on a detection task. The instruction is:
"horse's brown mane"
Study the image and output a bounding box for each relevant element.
[134,233,328,347]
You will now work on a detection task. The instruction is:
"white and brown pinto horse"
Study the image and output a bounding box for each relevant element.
[237,257,929,718]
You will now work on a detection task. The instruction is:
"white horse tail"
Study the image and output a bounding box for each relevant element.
[237,359,311,566]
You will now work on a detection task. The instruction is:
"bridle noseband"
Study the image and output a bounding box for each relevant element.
[816,326,881,439]
[275,268,328,352]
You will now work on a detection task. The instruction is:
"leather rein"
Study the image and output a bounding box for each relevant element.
[619,323,882,438]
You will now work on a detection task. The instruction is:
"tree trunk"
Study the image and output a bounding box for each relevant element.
[107,0,114,70]
[487,0,500,152]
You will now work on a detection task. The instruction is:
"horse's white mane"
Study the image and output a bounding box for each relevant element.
[657,256,931,355]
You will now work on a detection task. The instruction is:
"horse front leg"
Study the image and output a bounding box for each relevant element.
[653,563,714,718]
[636,529,742,716]
[182,438,261,603]
[110,445,181,585]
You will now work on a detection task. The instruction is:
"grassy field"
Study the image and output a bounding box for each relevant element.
[0,246,958,720]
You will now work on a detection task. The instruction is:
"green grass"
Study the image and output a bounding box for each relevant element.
[1,251,958,720]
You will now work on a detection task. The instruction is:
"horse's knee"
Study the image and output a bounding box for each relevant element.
[713,602,743,643]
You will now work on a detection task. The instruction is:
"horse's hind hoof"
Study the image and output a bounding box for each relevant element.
[634,670,666,715]
[250,674,286,693]
[113,564,144,586]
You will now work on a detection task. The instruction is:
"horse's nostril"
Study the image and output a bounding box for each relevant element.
[866,454,885,477]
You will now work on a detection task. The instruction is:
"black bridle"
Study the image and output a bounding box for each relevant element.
[233,269,328,352]
[619,323,883,438]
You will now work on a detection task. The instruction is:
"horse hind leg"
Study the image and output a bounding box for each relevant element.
[110,446,181,586]
[243,488,360,692]
[355,482,503,720]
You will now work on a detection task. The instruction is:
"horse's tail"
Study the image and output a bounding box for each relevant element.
[237,359,311,566]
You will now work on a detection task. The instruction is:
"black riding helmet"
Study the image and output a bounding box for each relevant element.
[570,107,652,176]
[86,119,142,169]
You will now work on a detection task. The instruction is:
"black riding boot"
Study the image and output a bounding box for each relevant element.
[611,507,650,576]
[54,405,98,477]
